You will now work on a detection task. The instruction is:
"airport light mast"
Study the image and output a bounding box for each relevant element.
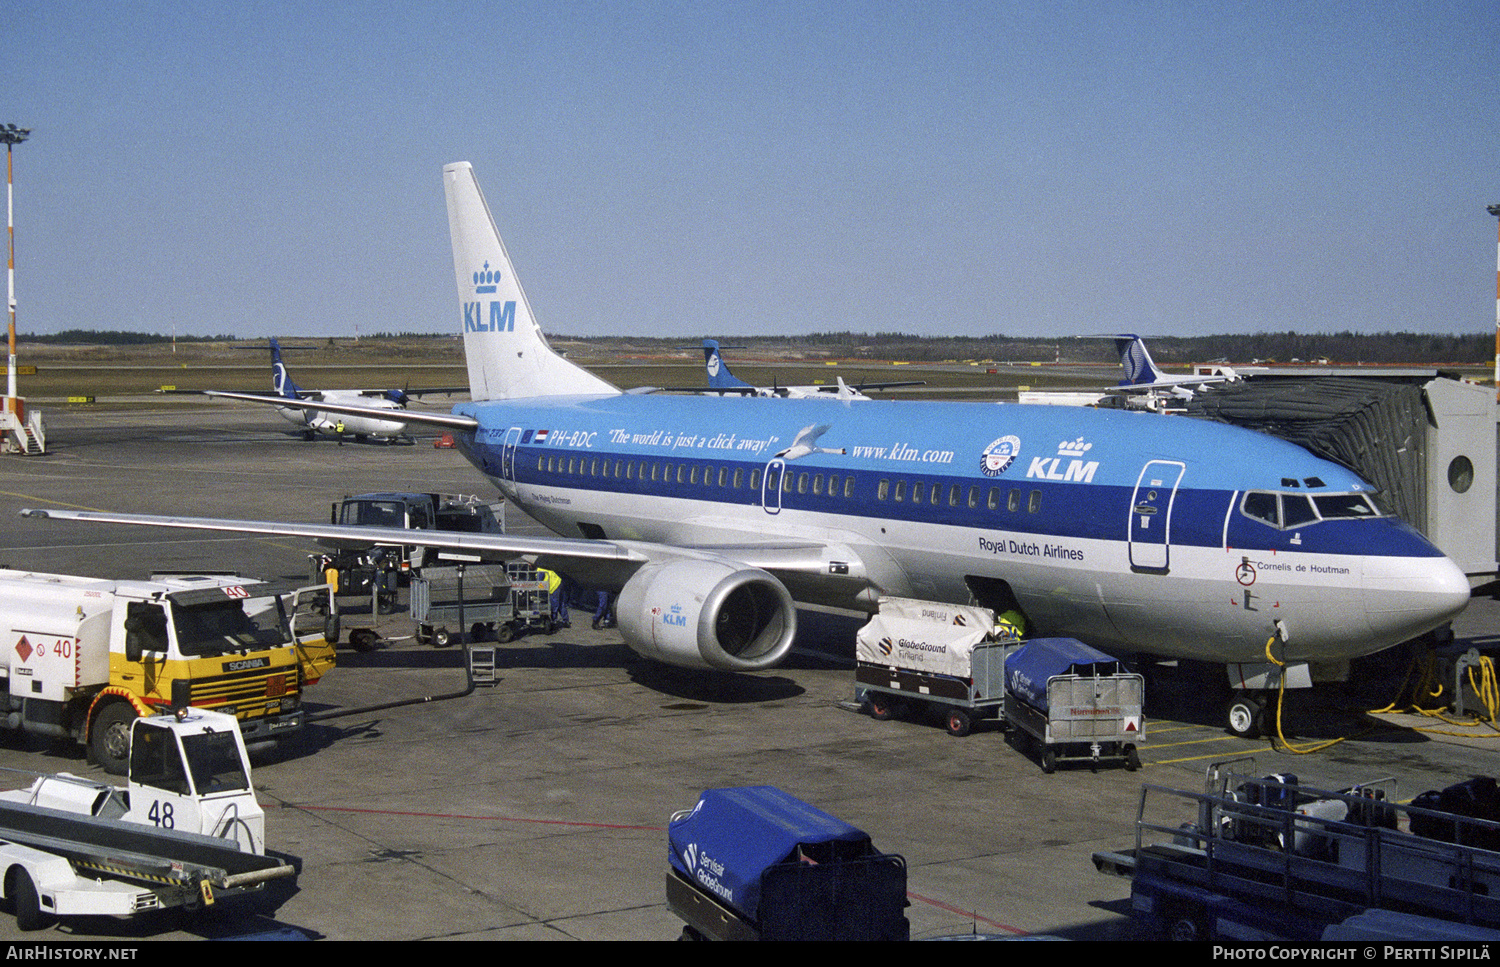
[3,124,29,411]
[1490,203,1500,402]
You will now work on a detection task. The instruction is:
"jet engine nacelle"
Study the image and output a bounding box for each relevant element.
[615,559,797,672]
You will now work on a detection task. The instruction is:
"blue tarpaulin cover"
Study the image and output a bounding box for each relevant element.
[668,785,871,921]
[1005,637,1124,712]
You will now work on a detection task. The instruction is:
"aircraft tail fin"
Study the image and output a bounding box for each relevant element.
[1112,334,1165,387]
[701,339,754,390]
[270,338,300,400]
[443,162,618,401]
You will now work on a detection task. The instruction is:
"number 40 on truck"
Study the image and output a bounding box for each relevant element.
[0,570,336,774]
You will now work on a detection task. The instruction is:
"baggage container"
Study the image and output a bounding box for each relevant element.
[666,785,909,941]
[1003,637,1144,772]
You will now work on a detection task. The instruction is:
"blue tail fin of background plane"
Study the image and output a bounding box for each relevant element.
[270,339,300,400]
[701,339,754,390]
[1112,334,1163,386]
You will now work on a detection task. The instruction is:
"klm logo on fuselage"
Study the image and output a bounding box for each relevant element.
[464,299,516,333]
[1026,437,1099,483]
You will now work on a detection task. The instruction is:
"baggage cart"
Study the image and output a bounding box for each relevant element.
[503,564,553,638]
[666,785,909,941]
[411,564,512,646]
[1093,762,1500,941]
[310,550,397,652]
[854,596,1018,736]
[1004,637,1144,772]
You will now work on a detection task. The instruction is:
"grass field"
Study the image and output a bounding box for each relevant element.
[11,337,1115,409]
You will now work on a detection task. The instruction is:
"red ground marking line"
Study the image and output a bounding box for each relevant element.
[904,890,1026,935]
[289,805,1026,933]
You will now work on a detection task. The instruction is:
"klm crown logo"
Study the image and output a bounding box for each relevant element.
[464,262,516,333]
[472,261,500,294]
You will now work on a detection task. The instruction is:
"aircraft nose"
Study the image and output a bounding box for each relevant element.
[1362,552,1471,647]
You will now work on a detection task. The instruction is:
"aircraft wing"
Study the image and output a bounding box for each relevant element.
[818,380,925,393]
[358,387,468,398]
[1111,374,1233,393]
[18,509,852,591]
[203,391,480,431]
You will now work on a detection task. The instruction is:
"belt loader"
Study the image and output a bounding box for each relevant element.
[0,707,295,930]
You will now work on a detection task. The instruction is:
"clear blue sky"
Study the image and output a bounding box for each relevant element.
[5,1,1498,339]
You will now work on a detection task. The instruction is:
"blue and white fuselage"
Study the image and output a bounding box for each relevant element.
[451,391,1465,667]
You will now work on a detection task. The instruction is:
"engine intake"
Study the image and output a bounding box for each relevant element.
[616,559,797,671]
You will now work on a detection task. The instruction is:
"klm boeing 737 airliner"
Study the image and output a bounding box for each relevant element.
[25,162,1471,736]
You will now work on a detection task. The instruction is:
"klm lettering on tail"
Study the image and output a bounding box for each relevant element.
[465,300,516,332]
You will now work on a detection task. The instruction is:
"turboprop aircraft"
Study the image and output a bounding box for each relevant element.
[23,162,1472,738]
[201,339,411,442]
[676,338,923,399]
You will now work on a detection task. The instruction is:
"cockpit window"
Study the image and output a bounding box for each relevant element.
[1242,492,1279,526]
[1313,493,1381,519]
[1240,490,1387,530]
[1282,495,1318,528]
